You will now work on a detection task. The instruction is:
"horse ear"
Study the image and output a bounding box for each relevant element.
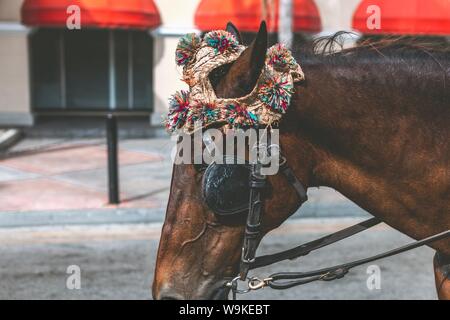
[214,21,267,98]
[226,22,242,44]
[249,21,268,79]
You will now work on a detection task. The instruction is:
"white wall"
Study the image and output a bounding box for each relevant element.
[314,0,361,32]
[154,0,200,29]
[0,0,22,21]
[151,0,201,126]
[0,0,32,126]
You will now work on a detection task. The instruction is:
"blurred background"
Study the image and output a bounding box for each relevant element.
[0,0,448,299]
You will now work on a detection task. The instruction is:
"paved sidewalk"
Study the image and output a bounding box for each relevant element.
[0,138,174,214]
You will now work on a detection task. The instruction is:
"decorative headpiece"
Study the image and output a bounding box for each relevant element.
[166,30,304,133]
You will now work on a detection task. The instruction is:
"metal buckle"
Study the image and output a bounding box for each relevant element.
[241,247,256,264]
[225,276,251,295]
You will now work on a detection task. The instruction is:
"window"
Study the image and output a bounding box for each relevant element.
[65,29,109,109]
[30,28,154,112]
[132,32,154,110]
[30,29,62,109]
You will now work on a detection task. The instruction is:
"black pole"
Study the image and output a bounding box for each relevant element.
[106,114,120,204]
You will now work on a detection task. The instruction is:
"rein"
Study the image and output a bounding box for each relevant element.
[225,148,450,300]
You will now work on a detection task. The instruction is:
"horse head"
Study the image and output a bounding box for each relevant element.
[152,22,313,300]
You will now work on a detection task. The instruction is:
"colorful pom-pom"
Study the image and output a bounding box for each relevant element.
[185,104,200,125]
[258,75,293,113]
[185,102,218,127]
[175,33,201,66]
[200,103,220,123]
[266,43,298,71]
[166,91,191,132]
[204,30,239,54]
[222,104,259,128]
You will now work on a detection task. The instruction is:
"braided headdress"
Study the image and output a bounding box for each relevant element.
[166,30,304,133]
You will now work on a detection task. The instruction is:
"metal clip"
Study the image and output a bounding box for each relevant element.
[248,277,273,290]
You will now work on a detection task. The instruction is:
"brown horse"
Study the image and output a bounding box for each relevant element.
[153,22,450,300]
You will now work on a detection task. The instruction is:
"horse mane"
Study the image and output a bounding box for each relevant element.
[296,31,450,59]
[293,32,449,107]
[295,32,449,74]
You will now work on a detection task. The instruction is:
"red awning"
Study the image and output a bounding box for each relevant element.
[21,0,162,30]
[195,0,322,33]
[352,0,450,35]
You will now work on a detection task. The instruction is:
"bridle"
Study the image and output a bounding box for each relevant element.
[210,142,450,300]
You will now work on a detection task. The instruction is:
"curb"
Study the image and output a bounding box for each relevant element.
[0,129,22,151]
[0,205,369,229]
[0,208,167,229]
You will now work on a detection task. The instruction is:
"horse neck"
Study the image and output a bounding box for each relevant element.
[285,57,450,249]
[288,62,395,202]
[290,56,448,185]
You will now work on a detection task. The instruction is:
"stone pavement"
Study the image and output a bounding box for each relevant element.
[0,138,174,214]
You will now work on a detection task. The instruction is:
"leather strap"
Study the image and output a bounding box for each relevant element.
[266,229,450,289]
[250,217,381,270]
[239,154,308,278]
[239,163,266,280]
[280,160,308,202]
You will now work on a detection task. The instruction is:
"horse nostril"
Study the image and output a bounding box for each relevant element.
[210,286,230,300]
